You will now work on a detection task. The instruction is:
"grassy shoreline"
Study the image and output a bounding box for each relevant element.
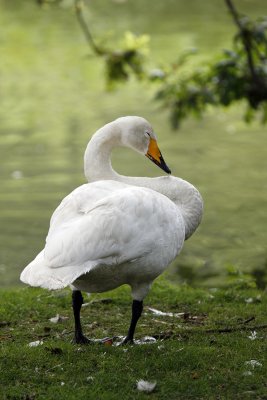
[1,278,266,399]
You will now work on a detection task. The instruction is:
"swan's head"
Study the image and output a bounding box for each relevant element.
[116,116,171,174]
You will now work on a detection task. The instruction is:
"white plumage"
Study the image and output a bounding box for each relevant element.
[20,116,203,343]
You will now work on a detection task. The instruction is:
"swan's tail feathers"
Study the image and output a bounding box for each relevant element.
[20,250,96,290]
[20,250,64,290]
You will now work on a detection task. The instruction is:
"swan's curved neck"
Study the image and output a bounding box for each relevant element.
[84,122,120,182]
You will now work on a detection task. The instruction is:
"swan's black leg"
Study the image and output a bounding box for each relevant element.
[123,300,143,344]
[72,290,90,344]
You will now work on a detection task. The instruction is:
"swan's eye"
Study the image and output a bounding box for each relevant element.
[145,131,151,139]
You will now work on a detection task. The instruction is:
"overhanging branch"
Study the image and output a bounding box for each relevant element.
[224,0,258,83]
[74,0,104,56]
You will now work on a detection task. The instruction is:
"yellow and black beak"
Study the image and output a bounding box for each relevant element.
[146,138,171,174]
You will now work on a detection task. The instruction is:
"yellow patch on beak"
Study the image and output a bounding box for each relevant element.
[145,138,171,174]
[146,138,161,163]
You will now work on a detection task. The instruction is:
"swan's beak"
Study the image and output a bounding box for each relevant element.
[146,138,171,174]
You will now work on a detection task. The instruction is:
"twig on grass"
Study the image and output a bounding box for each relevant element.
[242,316,256,324]
[205,324,267,334]
[153,324,267,340]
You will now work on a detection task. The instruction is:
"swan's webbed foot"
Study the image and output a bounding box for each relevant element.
[121,337,134,345]
[72,333,91,345]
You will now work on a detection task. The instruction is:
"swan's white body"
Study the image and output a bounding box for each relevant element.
[21,116,203,302]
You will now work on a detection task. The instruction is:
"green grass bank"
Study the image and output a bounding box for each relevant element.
[1,278,266,399]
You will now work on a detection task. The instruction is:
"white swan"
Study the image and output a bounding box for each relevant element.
[20,116,203,344]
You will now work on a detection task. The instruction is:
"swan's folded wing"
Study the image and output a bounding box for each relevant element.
[21,185,183,289]
[48,181,127,237]
[44,186,169,269]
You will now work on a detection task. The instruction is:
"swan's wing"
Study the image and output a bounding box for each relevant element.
[44,185,181,269]
[48,180,128,236]
[21,184,184,290]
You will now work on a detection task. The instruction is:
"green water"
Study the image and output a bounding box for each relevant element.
[0,0,266,287]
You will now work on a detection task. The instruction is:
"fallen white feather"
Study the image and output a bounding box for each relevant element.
[243,371,253,376]
[113,336,157,346]
[136,380,157,393]
[28,340,43,347]
[134,336,157,345]
[244,360,262,369]
[49,314,69,323]
[247,331,257,341]
[147,307,184,318]
[82,302,90,308]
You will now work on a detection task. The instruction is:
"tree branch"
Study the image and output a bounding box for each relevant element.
[74,0,104,56]
[224,0,257,82]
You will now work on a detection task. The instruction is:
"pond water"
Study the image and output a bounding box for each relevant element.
[0,0,266,287]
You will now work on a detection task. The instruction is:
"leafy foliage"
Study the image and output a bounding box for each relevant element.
[36,0,149,89]
[154,13,267,128]
[36,0,267,128]
[102,32,149,90]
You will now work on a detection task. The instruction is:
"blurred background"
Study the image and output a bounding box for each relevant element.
[0,0,266,288]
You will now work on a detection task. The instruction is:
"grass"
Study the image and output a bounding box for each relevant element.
[1,278,267,399]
